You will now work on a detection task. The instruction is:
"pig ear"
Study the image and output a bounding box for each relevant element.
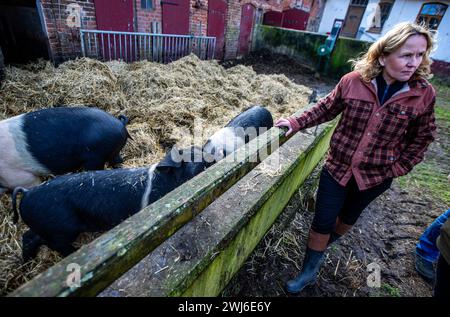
[156,148,182,171]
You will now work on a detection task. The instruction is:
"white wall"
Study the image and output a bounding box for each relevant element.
[358,0,385,41]
[318,0,450,62]
[359,0,450,62]
[429,3,450,62]
[317,0,350,34]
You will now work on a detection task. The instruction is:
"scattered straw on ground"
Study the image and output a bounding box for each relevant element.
[0,54,312,295]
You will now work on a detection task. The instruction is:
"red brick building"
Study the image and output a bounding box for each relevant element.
[0,0,325,64]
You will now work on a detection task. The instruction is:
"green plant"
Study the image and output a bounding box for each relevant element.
[380,283,401,297]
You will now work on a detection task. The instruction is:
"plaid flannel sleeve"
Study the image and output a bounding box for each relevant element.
[287,79,345,132]
[392,97,437,177]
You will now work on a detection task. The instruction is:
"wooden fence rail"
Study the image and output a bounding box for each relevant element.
[11,106,337,297]
[101,117,337,296]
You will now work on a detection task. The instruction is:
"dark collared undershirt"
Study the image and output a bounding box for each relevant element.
[376,73,407,106]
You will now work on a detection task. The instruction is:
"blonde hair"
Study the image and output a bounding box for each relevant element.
[351,22,436,82]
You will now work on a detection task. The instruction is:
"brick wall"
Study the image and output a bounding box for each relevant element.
[224,0,242,60]
[40,0,97,64]
[431,59,450,78]
[306,0,326,33]
[38,0,319,63]
[191,0,208,36]
[136,0,161,33]
[223,0,316,60]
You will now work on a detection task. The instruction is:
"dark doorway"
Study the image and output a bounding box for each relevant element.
[0,0,50,64]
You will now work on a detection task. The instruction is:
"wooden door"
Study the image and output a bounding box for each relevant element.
[94,0,134,61]
[207,0,227,59]
[238,4,255,56]
[94,0,134,32]
[162,0,190,35]
[281,8,310,31]
[341,1,367,38]
[263,11,282,27]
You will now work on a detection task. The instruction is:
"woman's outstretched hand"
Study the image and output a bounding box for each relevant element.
[275,118,294,137]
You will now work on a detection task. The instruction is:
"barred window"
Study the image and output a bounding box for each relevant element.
[416,2,448,30]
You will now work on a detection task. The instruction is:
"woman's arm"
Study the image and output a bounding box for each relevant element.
[284,79,346,134]
[392,97,437,177]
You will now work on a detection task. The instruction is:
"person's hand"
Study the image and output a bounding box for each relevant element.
[275,118,294,137]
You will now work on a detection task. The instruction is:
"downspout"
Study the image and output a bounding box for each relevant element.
[133,0,138,32]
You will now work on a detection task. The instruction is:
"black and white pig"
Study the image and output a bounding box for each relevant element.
[12,146,211,261]
[0,107,130,194]
[202,105,273,162]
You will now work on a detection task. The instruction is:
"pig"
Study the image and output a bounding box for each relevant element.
[0,107,130,192]
[203,105,273,162]
[12,146,212,261]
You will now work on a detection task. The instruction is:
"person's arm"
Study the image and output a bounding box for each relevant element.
[392,97,437,177]
[286,78,346,133]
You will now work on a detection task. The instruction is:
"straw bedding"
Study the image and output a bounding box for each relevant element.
[0,54,311,295]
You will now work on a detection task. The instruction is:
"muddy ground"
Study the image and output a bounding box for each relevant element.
[221,52,449,297]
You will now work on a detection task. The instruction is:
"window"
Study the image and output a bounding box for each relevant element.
[351,0,369,6]
[141,0,154,10]
[367,0,395,33]
[416,2,448,30]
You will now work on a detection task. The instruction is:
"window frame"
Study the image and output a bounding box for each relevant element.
[367,0,395,34]
[351,0,369,7]
[415,2,448,31]
[141,0,154,10]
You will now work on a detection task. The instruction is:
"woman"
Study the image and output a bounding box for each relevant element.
[275,22,437,294]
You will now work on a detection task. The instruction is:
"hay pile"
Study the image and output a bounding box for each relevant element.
[0,54,312,295]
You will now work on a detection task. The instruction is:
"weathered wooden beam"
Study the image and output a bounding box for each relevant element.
[11,108,304,297]
[99,119,337,297]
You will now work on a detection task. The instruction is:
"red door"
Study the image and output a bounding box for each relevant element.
[281,8,310,31]
[94,0,134,32]
[207,0,227,59]
[263,11,282,27]
[162,0,190,35]
[238,4,255,56]
[94,0,134,61]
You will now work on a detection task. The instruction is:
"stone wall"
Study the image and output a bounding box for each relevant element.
[253,25,371,79]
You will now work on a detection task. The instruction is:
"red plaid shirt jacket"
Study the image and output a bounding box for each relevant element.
[288,71,437,191]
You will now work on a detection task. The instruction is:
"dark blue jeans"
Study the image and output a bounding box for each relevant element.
[416,209,450,262]
[311,167,393,234]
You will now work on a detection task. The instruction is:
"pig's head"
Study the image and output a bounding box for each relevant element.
[156,146,213,185]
